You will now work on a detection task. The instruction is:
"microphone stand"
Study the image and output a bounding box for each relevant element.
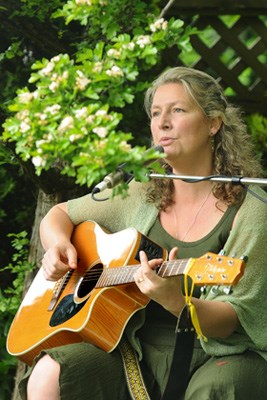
[148,173,267,187]
[147,173,267,204]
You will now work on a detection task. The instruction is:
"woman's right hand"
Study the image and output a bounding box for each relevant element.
[42,241,77,281]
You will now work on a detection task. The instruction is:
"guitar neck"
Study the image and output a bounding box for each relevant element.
[95,259,189,288]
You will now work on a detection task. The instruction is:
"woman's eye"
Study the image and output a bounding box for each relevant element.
[151,110,160,118]
[173,107,183,113]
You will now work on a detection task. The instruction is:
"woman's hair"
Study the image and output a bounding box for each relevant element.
[144,66,263,210]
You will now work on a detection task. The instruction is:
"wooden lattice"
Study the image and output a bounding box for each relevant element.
[164,1,267,115]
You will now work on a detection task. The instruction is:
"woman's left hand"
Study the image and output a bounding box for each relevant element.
[134,247,186,316]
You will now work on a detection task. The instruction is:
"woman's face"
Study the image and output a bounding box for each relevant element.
[150,82,217,172]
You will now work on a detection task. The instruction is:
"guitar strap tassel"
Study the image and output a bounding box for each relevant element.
[184,274,207,342]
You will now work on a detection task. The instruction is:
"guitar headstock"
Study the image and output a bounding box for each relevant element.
[187,252,245,286]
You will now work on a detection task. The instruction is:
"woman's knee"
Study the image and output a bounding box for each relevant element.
[27,354,60,400]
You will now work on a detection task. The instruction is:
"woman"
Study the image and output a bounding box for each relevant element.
[21,67,267,399]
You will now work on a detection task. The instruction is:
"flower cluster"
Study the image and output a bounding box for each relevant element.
[2,1,194,189]
[150,18,168,33]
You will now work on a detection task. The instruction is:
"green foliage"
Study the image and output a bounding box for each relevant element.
[0,146,16,221]
[17,0,63,21]
[2,1,195,191]
[0,231,35,399]
[53,0,160,34]
[0,232,34,314]
[246,113,267,174]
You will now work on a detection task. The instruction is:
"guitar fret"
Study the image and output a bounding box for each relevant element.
[96,265,139,288]
[158,259,189,278]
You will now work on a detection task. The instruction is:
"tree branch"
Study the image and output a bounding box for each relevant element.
[159,0,177,18]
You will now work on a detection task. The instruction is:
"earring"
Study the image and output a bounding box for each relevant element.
[210,134,215,151]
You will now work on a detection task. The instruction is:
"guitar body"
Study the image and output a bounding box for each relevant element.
[7,221,167,365]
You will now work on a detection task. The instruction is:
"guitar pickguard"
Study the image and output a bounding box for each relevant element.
[135,234,165,261]
[50,263,103,326]
[50,294,86,326]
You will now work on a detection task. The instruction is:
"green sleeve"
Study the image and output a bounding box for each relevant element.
[201,186,267,360]
[67,180,158,235]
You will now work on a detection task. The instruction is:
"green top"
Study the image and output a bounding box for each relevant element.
[148,204,238,257]
[68,181,267,361]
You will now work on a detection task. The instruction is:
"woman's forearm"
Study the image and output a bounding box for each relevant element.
[39,202,74,251]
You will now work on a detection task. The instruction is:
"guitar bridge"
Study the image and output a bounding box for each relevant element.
[48,270,73,311]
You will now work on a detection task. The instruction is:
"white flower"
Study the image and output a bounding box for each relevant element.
[39,114,47,121]
[86,115,95,124]
[95,109,107,116]
[49,81,59,92]
[41,62,55,76]
[107,49,121,59]
[136,35,151,48]
[32,156,46,168]
[75,0,92,4]
[35,139,46,148]
[75,70,90,90]
[74,107,88,119]
[120,141,131,152]
[62,71,69,80]
[18,92,33,103]
[20,121,31,133]
[45,104,61,115]
[51,55,60,63]
[58,116,74,132]
[16,109,30,120]
[150,18,168,33]
[93,62,103,73]
[122,42,135,51]
[93,127,108,138]
[69,134,83,142]
[106,65,123,77]
[34,113,47,125]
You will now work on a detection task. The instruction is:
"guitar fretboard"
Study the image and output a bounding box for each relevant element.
[95,258,190,288]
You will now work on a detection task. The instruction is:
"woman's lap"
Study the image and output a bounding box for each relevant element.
[19,341,131,400]
[19,340,267,400]
[185,351,267,400]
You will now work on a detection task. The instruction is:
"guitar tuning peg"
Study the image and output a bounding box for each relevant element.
[223,285,232,295]
[200,286,207,294]
[211,285,219,294]
[240,255,248,262]
[218,249,225,256]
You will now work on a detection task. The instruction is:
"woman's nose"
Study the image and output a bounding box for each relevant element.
[158,112,171,129]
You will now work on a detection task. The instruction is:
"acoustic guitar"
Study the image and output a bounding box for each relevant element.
[7,220,245,366]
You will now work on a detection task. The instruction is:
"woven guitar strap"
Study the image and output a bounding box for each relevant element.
[119,337,151,400]
[119,305,195,400]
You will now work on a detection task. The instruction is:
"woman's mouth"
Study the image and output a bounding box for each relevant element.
[159,137,176,146]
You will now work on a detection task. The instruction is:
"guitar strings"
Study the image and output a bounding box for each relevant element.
[59,258,190,283]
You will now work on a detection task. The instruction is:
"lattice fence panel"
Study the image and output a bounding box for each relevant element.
[177,15,267,114]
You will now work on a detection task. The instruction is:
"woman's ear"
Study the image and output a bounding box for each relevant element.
[210,117,222,136]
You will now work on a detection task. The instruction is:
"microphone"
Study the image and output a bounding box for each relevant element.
[92,145,164,194]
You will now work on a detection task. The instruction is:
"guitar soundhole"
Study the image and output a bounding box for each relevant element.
[77,263,103,298]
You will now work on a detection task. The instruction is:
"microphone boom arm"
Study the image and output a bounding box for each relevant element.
[147,173,267,186]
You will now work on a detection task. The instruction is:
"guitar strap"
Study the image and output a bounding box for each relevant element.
[161,304,195,400]
[119,305,195,400]
[119,337,151,400]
